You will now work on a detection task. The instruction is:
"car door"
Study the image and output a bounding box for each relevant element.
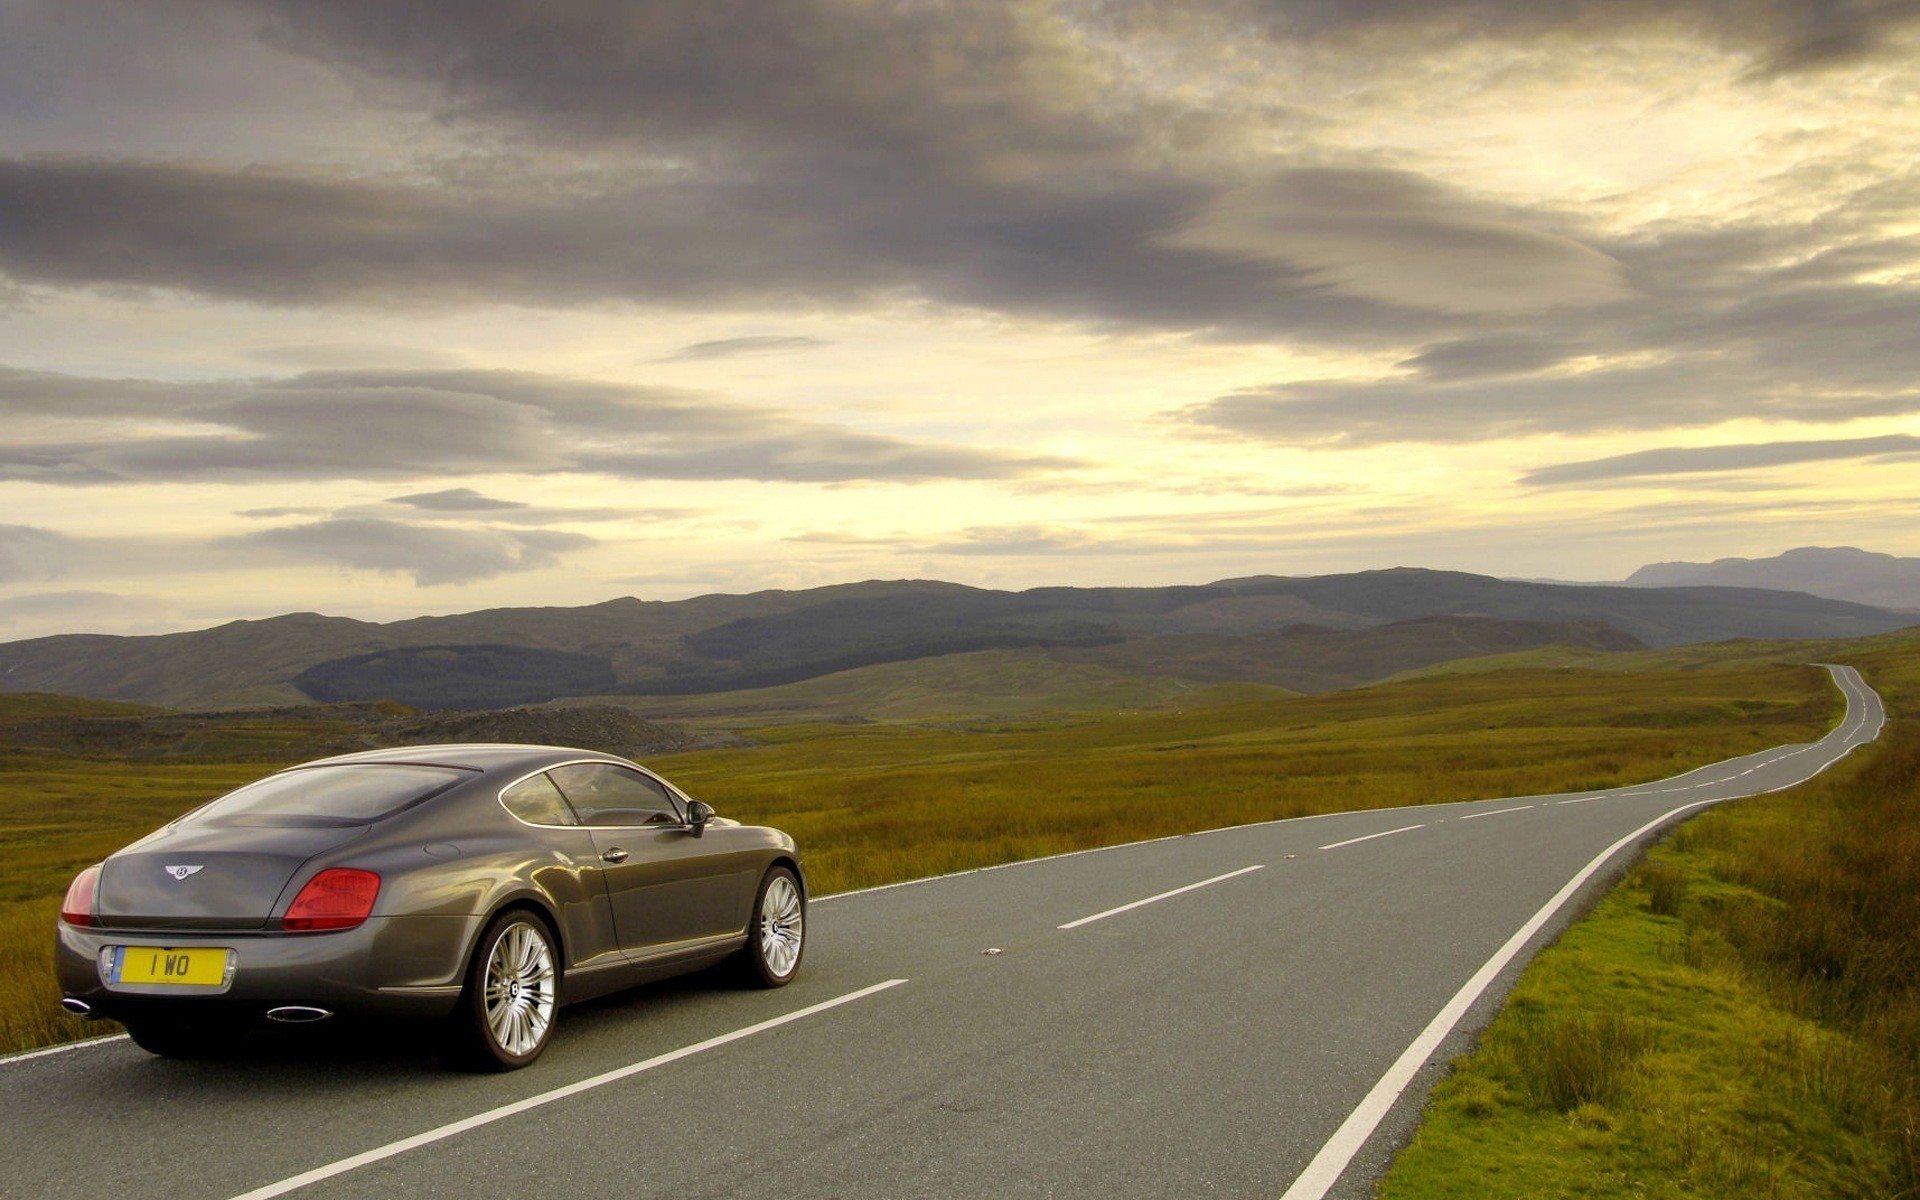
[496,771,623,973]
[547,762,749,957]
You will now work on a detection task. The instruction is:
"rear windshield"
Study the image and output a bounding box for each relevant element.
[182,764,474,826]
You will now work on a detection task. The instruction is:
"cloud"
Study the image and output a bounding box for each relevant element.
[244,344,464,370]
[0,365,1070,485]
[1212,0,1920,76]
[0,590,167,635]
[0,524,73,584]
[1167,169,1631,314]
[1521,434,1920,487]
[1182,358,1916,446]
[3,2,1908,360]
[376,489,684,525]
[662,336,832,362]
[389,488,529,513]
[1184,252,1920,445]
[929,526,1106,557]
[225,518,596,586]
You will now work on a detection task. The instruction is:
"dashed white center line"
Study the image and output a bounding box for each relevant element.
[1457,805,1535,821]
[1058,864,1265,930]
[1319,824,1425,851]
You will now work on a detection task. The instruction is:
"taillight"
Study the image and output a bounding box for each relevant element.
[283,868,381,931]
[60,865,103,927]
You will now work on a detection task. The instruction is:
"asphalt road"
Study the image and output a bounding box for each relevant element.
[2,665,1883,1200]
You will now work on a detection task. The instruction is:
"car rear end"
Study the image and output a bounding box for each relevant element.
[55,762,485,1038]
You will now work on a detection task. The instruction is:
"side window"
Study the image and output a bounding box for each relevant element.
[500,772,579,827]
[548,763,685,827]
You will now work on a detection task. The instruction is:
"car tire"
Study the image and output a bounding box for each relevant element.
[447,910,560,1071]
[738,866,805,988]
[124,1018,231,1060]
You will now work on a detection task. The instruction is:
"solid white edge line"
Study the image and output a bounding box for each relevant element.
[1278,662,1880,1200]
[223,979,908,1200]
[1057,865,1265,931]
[0,1032,128,1065]
[1280,798,1725,1200]
[1319,824,1424,852]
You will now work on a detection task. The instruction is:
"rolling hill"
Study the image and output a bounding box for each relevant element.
[0,568,1910,711]
[1626,546,1920,612]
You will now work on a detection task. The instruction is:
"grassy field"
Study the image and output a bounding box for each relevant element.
[1380,629,1920,1199]
[0,657,1841,1055]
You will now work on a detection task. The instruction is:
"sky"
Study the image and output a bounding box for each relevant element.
[2,0,1918,640]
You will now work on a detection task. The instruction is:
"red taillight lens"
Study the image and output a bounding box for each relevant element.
[283,868,381,931]
[60,864,103,927]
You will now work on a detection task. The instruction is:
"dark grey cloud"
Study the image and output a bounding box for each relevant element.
[0,154,1415,341]
[1395,335,1589,381]
[1185,201,1920,445]
[1185,356,1920,446]
[1171,169,1629,313]
[390,488,527,512]
[663,336,832,362]
[225,518,595,585]
[1522,434,1920,487]
[375,489,677,525]
[0,365,1070,484]
[4,1,1901,351]
[1220,0,1920,75]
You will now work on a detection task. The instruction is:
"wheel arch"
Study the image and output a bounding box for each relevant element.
[769,854,808,900]
[461,893,566,988]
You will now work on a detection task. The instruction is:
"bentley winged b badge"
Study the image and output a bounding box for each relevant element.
[164,865,204,881]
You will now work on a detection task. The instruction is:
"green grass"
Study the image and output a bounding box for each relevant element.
[568,645,1218,727]
[0,658,1843,1055]
[0,757,276,1054]
[1378,635,1920,1199]
[648,662,1837,895]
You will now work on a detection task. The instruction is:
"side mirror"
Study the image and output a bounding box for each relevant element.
[686,800,714,837]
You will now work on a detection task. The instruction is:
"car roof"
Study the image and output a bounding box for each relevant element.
[297,743,632,774]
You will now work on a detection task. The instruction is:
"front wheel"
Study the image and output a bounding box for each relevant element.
[447,910,560,1071]
[740,866,805,988]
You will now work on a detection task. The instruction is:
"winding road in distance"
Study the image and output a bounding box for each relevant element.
[3,665,1884,1200]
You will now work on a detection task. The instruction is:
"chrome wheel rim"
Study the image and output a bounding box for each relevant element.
[758,875,803,978]
[484,922,556,1057]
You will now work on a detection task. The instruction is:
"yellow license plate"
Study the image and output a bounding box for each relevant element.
[115,946,231,987]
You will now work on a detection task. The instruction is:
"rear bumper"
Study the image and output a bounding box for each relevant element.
[55,913,481,1023]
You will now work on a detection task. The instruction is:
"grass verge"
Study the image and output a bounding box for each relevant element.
[1379,645,1920,1199]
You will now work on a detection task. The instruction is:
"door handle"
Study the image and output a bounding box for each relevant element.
[601,847,629,864]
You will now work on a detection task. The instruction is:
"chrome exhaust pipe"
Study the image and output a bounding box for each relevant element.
[60,998,95,1018]
[265,1006,333,1024]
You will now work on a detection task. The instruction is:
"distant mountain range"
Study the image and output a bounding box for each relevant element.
[2,567,1911,711]
[1626,547,1920,612]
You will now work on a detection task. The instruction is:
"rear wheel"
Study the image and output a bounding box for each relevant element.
[447,910,559,1071]
[739,866,805,988]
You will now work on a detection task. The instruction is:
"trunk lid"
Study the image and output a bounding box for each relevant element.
[97,820,370,931]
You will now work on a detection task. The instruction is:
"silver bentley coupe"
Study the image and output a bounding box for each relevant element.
[55,743,806,1070]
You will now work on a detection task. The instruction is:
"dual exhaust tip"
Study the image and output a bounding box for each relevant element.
[58,999,333,1024]
[265,1006,333,1024]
